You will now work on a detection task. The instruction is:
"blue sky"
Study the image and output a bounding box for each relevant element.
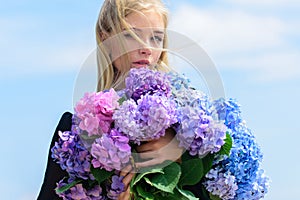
[1,0,300,199]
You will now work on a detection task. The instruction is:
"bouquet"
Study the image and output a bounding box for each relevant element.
[51,68,270,199]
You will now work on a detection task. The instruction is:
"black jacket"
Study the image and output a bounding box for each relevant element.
[37,112,71,200]
[37,112,205,199]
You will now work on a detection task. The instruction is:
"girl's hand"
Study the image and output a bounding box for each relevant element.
[135,128,183,168]
[118,165,134,200]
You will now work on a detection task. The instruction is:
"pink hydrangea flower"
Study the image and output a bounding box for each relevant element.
[74,89,120,136]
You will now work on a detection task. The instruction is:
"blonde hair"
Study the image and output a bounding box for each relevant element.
[96,0,169,91]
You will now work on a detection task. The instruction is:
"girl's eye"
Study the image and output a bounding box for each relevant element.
[152,36,163,42]
[123,33,133,39]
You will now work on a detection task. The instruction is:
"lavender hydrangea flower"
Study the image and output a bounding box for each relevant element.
[172,87,212,112]
[51,130,92,180]
[91,129,131,171]
[173,88,226,157]
[113,93,177,144]
[125,68,172,101]
[106,175,125,199]
[175,107,227,157]
[74,89,120,136]
[56,179,105,200]
[203,168,238,200]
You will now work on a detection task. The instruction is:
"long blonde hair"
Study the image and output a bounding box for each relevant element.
[95,0,169,91]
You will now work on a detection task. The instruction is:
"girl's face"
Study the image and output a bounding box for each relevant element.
[111,10,165,71]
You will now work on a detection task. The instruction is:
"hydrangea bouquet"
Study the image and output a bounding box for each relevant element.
[52,68,270,200]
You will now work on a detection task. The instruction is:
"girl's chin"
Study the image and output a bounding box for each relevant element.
[131,64,149,69]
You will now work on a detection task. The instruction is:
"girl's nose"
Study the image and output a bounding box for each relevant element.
[139,45,152,55]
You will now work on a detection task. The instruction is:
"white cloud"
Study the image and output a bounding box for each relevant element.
[170,6,285,54]
[169,4,300,82]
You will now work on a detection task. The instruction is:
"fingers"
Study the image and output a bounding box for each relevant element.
[123,172,134,188]
[118,186,131,200]
[135,141,154,152]
[136,129,176,152]
[120,165,133,175]
[135,142,184,168]
[135,158,164,168]
[119,165,135,190]
[138,150,158,160]
[120,165,134,188]
[117,165,135,200]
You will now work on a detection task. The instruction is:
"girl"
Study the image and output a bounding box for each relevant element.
[38,0,197,199]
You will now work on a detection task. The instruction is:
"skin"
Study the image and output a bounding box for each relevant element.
[112,10,165,70]
[109,10,183,200]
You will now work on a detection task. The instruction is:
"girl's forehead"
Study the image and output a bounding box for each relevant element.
[125,10,165,30]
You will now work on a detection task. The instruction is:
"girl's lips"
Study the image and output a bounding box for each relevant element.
[132,60,150,68]
[132,60,150,65]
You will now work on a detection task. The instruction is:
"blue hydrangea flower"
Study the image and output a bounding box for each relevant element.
[203,98,270,199]
[212,98,242,129]
[167,71,191,91]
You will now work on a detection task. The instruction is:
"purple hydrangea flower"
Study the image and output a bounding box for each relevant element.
[91,129,131,171]
[125,68,172,101]
[51,130,92,180]
[106,175,125,199]
[56,179,105,200]
[74,89,120,136]
[113,93,177,144]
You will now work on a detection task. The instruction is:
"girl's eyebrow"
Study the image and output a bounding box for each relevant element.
[153,30,164,35]
[125,27,164,35]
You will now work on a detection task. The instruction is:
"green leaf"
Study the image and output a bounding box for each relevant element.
[179,158,204,187]
[158,193,180,200]
[202,153,215,175]
[149,162,181,193]
[118,96,127,105]
[136,183,155,199]
[181,151,195,162]
[218,132,233,156]
[199,185,212,200]
[55,179,82,193]
[209,193,222,200]
[175,186,199,200]
[90,166,114,185]
[79,133,99,141]
[131,167,164,186]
